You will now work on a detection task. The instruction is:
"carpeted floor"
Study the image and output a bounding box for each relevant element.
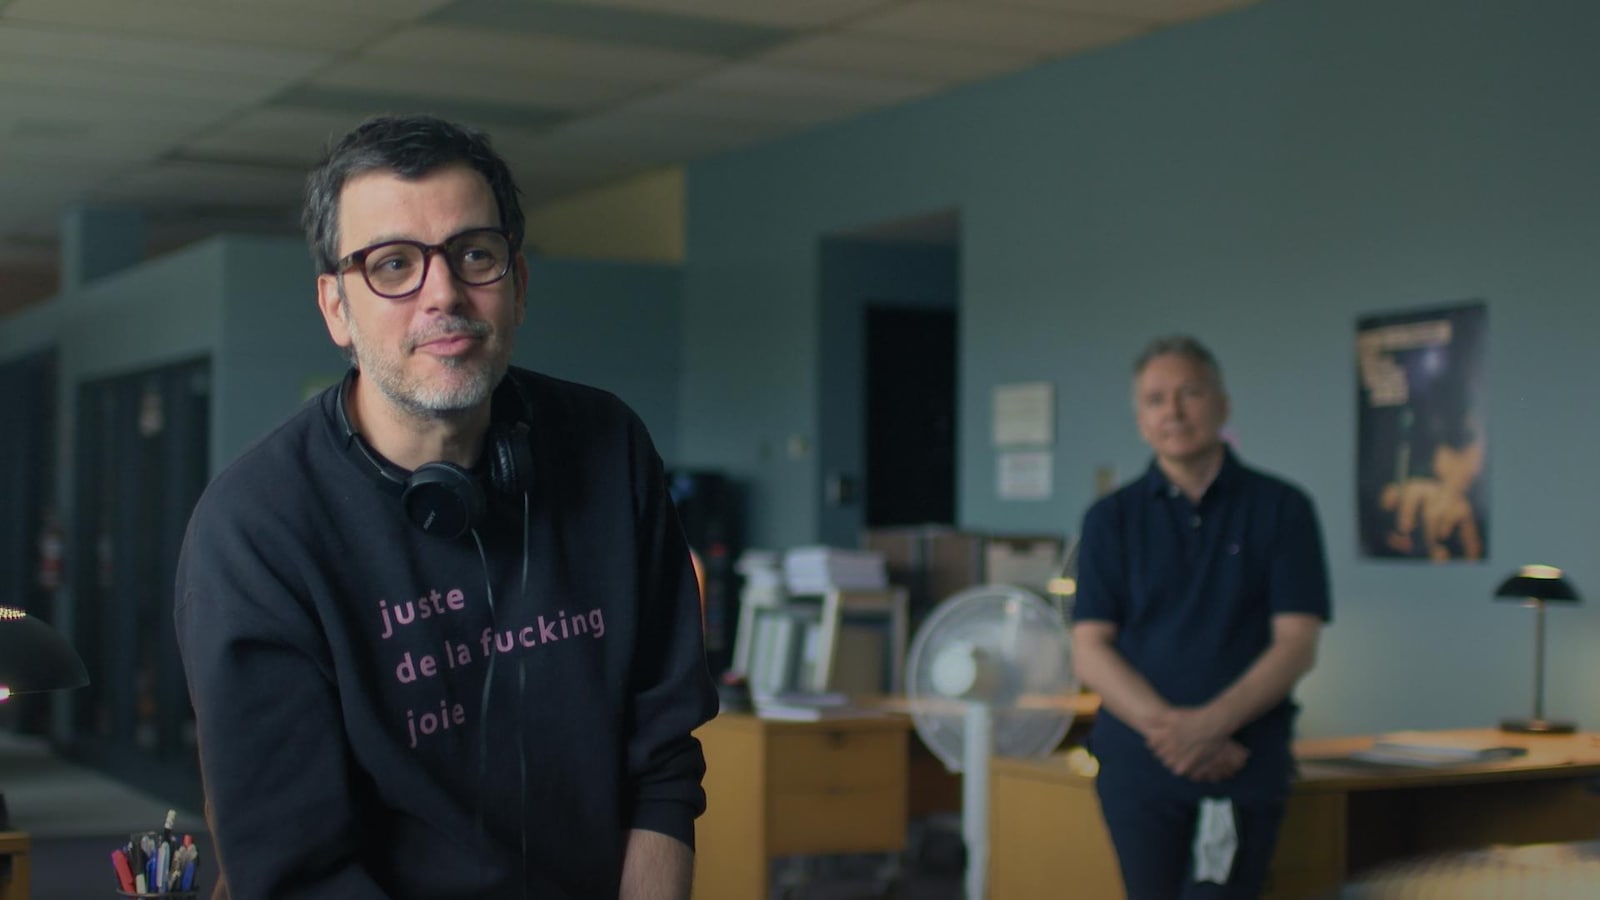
[2,731,216,899]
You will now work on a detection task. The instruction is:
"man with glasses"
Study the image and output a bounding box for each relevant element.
[175,115,716,899]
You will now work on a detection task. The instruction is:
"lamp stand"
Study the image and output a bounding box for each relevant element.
[1501,600,1576,734]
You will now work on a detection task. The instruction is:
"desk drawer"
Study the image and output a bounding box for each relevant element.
[767,729,904,791]
[1272,792,1345,871]
[768,787,907,855]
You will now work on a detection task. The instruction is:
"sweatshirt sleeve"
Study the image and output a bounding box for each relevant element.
[622,417,719,848]
[174,497,391,900]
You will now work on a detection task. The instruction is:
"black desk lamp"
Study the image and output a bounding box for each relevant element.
[0,606,89,701]
[0,605,90,828]
[1495,565,1580,734]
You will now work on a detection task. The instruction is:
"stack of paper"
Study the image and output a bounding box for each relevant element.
[1350,732,1529,767]
[736,549,787,605]
[782,546,888,594]
[755,692,883,722]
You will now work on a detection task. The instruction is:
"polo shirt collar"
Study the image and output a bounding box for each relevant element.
[1141,444,1243,502]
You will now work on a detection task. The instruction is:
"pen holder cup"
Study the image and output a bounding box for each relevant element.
[117,892,199,899]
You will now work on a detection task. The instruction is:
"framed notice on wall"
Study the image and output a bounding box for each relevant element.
[992,382,1053,448]
[1356,302,1488,562]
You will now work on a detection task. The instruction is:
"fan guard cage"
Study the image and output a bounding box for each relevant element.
[906,584,1077,771]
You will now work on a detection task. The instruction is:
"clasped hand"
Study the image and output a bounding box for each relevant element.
[1146,708,1248,783]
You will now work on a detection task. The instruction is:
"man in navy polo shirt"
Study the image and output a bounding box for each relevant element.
[1072,335,1330,899]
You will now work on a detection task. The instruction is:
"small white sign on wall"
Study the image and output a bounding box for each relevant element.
[992,381,1054,447]
[998,450,1053,501]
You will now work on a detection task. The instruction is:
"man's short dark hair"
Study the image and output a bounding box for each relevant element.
[1133,334,1224,386]
[302,115,525,276]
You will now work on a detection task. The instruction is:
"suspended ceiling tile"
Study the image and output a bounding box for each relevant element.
[179,107,376,166]
[3,129,173,165]
[517,168,647,205]
[0,181,110,233]
[274,85,570,133]
[0,22,325,78]
[429,0,787,56]
[0,57,299,105]
[620,82,899,127]
[474,129,653,179]
[1000,0,1256,24]
[204,0,454,14]
[363,24,720,84]
[0,150,130,185]
[757,31,1037,84]
[310,57,630,111]
[0,90,236,142]
[527,107,793,163]
[691,61,935,105]
[562,0,893,28]
[854,0,1150,55]
[90,159,307,210]
[1,0,401,51]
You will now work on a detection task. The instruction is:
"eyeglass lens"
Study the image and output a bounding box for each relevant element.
[362,230,511,296]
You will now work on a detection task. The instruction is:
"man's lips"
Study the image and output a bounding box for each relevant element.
[415,334,478,354]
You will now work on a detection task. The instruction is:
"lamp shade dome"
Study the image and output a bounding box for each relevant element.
[1494,565,1580,604]
[0,606,90,698]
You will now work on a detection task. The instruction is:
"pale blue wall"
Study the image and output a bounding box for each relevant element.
[682,0,1600,737]
[518,259,682,463]
[817,238,958,547]
[217,237,344,468]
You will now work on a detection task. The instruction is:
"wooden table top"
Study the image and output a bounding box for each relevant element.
[993,728,1600,791]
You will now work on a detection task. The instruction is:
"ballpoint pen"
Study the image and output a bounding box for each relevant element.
[157,840,171,892]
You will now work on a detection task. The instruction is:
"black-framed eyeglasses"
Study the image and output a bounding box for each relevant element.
[336,227,515,299]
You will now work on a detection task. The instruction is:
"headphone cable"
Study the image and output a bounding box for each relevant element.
[471,528,497,838]
[518,494,531,900]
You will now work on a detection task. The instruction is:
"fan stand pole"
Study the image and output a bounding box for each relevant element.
[962,702,993,900]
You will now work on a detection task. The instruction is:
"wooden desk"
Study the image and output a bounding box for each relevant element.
[0,830,29,900]
[873,692,1098,817]
[692,712,911,900]
[990,730,1600,899]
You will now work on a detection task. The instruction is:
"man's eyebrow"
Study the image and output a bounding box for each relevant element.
[348,224,500,253]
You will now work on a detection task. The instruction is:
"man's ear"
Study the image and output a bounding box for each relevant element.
[317,273,352,349]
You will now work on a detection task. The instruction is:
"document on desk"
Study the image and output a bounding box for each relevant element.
[755,692,884,721]
[1349,732,1529,767]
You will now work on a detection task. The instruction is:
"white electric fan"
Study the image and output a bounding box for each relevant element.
[906,584,1077,900]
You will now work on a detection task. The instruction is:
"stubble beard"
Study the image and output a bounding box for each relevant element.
[343,304,506,420]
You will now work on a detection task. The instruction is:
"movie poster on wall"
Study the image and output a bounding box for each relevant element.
[1356,302,1488,562]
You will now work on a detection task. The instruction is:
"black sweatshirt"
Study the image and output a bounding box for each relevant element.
[174,368,717,899]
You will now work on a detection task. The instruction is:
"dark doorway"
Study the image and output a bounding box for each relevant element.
[69,356,211,810]
[0,349,59,735]
[865,307,957,527]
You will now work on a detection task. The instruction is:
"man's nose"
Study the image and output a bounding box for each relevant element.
[417,250,464,311]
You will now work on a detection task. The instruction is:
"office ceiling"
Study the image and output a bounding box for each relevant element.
[0,0,1258,309]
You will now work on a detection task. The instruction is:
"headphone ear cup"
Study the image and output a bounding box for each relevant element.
[487,421,535,499]
[402,463,486,539]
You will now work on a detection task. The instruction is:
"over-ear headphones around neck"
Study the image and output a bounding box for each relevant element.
[335,368,535,539]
